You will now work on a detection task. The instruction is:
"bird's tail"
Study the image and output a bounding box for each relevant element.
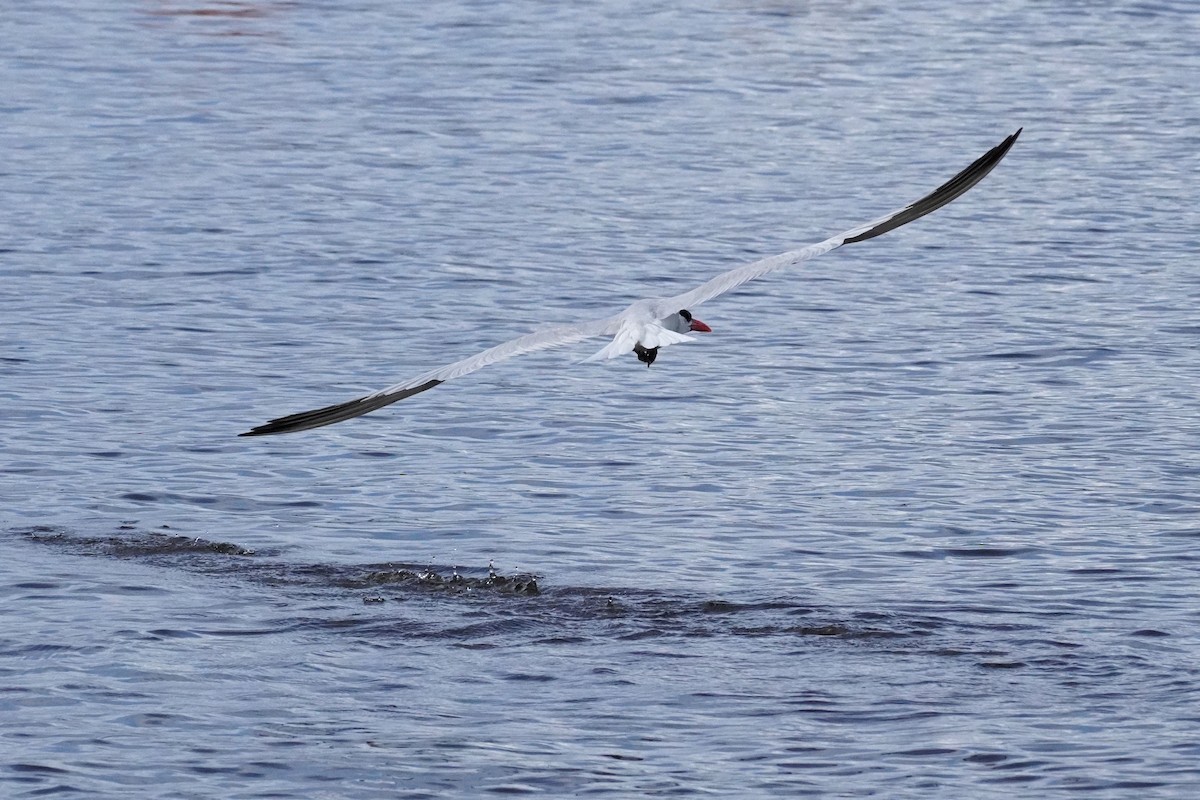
[581,326,693,364]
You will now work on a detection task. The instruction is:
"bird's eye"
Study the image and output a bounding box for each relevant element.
[679,309,692,321]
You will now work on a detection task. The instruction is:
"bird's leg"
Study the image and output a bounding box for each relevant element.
[633,344,658,367]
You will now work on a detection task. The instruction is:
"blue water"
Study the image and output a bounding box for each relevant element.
[4,1,1200,796]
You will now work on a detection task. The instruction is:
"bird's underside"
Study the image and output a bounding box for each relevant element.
[240,128,1021,436]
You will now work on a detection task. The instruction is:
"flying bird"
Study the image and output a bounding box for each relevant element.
[242,128,1021,436]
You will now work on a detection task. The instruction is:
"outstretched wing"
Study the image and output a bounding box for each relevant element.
[650,128,1021,317]
[240,315,617,436]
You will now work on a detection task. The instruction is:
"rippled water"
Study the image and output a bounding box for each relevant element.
[4,0,1200,797]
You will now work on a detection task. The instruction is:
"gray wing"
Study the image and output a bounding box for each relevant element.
[651,128,1021,317]
[241,315,618,436]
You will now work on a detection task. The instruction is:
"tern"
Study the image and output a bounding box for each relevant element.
[242,128,1020,436]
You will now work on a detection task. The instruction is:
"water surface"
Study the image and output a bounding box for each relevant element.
[3,1,1200,797]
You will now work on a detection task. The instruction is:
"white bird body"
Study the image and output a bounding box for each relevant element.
[582,305,698,364]
[242,129,1021,436]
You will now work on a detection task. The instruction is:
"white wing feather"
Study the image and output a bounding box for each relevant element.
[242,315,618,435]
[650,239,842,318]
[372,316,619,395]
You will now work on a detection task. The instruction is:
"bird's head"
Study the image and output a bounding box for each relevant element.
[678,309,712,333]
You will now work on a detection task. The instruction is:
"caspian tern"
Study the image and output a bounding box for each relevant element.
[242,128,1020,436]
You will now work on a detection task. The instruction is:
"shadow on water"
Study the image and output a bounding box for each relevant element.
[11,524,539,595]
[8,524,976,652]
[21,523,1171,687]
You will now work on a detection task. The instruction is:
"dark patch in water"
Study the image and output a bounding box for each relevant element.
[12,525,538,600]
[16,525,255,558]
[355,567,539,596]
[9,524,1006,653]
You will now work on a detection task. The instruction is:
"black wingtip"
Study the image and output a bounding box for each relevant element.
[239,379,444,436]
[843,127,1022,245]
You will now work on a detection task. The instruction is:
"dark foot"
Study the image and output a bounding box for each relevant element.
[633,344,658,366]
